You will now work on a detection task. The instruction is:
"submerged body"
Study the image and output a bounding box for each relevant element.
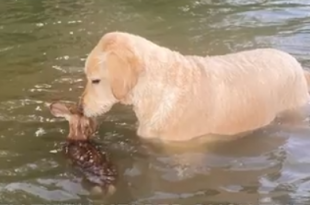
[63,139,117,194]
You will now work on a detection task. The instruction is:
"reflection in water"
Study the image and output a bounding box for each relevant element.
[0,0,310,204]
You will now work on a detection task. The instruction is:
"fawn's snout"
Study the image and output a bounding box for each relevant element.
[49,101,97,140]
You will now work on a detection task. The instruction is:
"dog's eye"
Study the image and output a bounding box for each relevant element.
[91,79,100,84]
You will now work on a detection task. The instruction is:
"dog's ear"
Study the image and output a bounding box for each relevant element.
[106,50,139,100]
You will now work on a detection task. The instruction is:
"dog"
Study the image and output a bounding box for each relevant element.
[79,31,310,142]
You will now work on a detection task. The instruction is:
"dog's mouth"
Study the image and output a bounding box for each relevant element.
[82,103,113,118]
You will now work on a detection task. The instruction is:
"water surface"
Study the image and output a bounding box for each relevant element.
[1,0,310,204]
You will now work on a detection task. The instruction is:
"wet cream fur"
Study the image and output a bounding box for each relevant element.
[80,31,310,142]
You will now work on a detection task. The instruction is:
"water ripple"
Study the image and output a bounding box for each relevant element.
[0,0,310,204]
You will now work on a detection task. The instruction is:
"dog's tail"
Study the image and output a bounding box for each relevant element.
[304,69,310,91]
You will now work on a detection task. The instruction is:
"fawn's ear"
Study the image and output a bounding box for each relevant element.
[49,101,72,121]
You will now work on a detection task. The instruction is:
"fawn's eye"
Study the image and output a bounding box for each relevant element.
[91,79,100,84]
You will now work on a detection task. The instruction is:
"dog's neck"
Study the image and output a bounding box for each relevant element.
[105,33,212,138]
[128,48,208,136]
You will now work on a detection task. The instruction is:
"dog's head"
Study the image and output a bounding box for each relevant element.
[80,32,143,117]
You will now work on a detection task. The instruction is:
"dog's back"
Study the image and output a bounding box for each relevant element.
[197,48,310,135]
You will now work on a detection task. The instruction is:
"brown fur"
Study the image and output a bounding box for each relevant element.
[49,101,97,140]
[48,101,117,196]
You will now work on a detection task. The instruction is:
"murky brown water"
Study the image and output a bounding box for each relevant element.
[1,0,310,204]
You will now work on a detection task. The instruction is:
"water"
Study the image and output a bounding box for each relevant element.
[1,0,310,204]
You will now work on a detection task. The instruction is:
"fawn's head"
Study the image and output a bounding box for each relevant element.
[49,101,97,140]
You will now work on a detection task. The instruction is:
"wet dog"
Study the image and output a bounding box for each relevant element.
[79,31,310,142]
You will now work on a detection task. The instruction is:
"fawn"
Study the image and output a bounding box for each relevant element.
[49,101,117,196]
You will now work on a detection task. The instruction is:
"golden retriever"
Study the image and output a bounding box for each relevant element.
[79,31,310,142]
